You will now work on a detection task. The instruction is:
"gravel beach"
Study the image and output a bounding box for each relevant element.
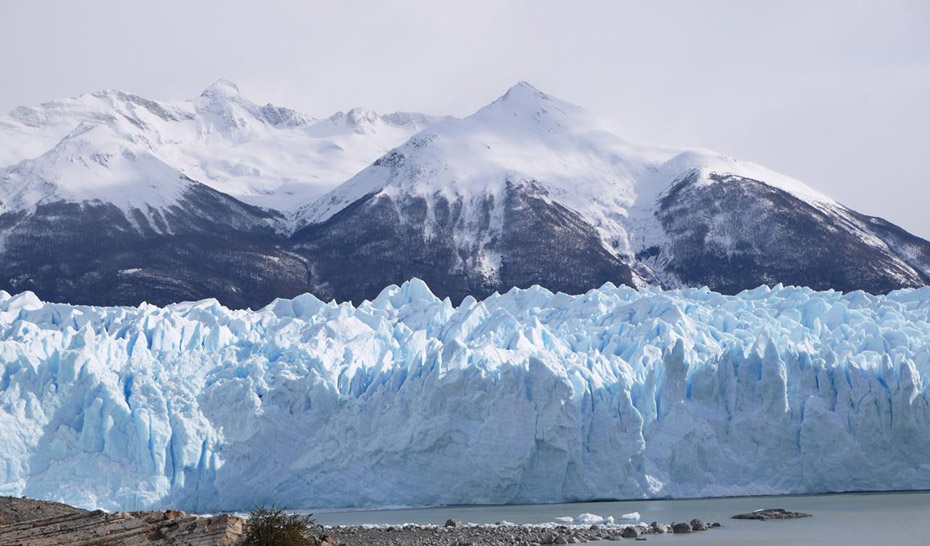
[320,519,721,545]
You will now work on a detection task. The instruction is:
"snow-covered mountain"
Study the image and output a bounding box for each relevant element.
[0,81,446,307]
[0,81,928,307]
[0,79,443,215]
[2,282,929,511]
[290,82,930,303]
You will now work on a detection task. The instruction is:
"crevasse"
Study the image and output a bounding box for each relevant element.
[0,280,928,512]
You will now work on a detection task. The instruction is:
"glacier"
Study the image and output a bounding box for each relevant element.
[1,279,929,512]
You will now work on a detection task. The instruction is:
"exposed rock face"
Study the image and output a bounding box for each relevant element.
[0,497,81,526]
[655,173,929,295]
[0,498,244,546]
[732,508,813,520]
[0,185,310,309]
[290,185,635,304]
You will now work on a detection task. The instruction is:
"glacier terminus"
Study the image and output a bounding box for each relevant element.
[1,280,928,512]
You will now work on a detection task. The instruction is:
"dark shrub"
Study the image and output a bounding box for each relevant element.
[242,505,317,546]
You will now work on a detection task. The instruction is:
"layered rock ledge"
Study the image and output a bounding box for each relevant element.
[0,497,242,546]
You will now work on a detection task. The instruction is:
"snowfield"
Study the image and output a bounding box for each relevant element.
[0,79,444,220]
[1,280,929,512]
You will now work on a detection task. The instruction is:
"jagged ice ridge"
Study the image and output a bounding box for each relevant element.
[1,280,929,512]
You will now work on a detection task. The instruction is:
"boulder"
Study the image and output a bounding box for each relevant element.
[445,519,464,528]
[650,521,669,533]
[690,518,708,531]
[672,522,693,534]
[621,526,642,538]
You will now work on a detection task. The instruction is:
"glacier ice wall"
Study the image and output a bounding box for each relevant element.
[1,280,929,512]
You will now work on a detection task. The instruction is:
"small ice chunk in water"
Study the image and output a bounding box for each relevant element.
[574,513,615,525]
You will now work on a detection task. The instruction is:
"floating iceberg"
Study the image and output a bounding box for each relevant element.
[574,513,614,525]
[1,280,929,512]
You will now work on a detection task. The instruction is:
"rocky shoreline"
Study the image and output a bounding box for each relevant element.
[0,496,723,546]
[321,518,722,546]
[0,496,823,545]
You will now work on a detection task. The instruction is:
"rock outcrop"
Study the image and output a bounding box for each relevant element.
[0,502,243,546]
[732,508,813,520]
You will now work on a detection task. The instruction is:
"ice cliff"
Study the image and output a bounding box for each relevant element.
[1,280,928,511]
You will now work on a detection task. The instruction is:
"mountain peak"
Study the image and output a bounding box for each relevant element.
[475,81,586,127]
[345,107,379,126]
[493,81,557,109]
[501,81,547,100]
[200,79,240,98]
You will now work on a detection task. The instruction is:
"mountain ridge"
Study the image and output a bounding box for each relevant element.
[0,80,927,307]
[0,79,445,216]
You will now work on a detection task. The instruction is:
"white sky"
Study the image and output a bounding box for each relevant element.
[2,0,929,238]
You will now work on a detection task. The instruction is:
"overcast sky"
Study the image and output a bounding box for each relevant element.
[2,0,928,238]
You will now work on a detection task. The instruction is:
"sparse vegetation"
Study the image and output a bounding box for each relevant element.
[242,505,317,546]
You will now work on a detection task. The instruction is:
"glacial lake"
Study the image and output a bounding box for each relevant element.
[311,491,930,545]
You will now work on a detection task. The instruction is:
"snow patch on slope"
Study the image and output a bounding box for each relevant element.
[0,122,192,216]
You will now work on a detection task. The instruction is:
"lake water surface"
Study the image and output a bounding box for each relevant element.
[312,491,930,545]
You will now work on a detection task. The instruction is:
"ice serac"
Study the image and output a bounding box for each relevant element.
[1,281,929,511]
